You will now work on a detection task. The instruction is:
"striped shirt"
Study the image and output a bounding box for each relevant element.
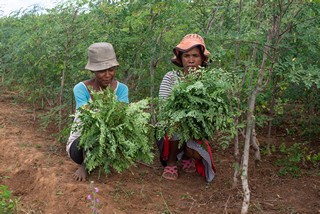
[159,71,181,100]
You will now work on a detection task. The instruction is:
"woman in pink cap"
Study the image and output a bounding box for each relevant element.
[158,34,216,182]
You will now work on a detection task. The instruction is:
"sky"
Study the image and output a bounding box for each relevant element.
[0,0,60,16]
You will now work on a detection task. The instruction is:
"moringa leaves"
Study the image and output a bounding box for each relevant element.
[156,68,235,147]
[77,88,154,174]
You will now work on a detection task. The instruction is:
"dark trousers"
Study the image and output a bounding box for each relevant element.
[69,138,84,164]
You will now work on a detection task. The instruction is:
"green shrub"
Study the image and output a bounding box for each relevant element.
[276,142,319,177]
[0,185,18,214]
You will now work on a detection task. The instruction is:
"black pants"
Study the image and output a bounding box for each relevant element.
[69,138,84,164]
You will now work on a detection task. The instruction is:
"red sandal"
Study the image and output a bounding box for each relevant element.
[162,165,178,180]
[181,159,196,173]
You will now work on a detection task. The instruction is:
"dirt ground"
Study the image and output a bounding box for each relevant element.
[0,91,319,214]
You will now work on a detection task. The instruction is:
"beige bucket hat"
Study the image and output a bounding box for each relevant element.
[171,34,210,67]
[85,42,119,71]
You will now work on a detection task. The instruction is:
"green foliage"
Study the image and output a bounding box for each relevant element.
[1,0,319,146]
[260,144,276,156]
[276,142,319,177]
[77,88,154,174]
[156,68,236,147]
[274,80,320,140]
[276,143,305,177]
[306,152,320,168]
[0,185,18,214]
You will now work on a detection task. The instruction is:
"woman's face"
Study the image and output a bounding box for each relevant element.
[94,67,116,88]
[181,47,203,74]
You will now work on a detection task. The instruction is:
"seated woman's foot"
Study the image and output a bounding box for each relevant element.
[181,159,196,173]
[73,164,88,181]
[162,165,178,180]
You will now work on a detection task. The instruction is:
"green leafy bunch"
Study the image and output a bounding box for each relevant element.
[0,185,18,214]
[156,67,235,146]
[77,88,154,174]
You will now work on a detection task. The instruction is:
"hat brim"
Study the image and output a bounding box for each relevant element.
[85,61,119,71]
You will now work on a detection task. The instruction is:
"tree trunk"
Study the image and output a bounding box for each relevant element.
[205,0,223,35]
[232,129,240,189]
[241,91,257,214]
[251,124,261,163]
[231,0,242,189]
[267,80,277,154]
[148,7,163,126]
[149,47,156,126]
[59,58,66,132]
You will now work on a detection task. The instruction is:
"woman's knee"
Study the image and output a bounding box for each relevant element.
[69,138,84,164]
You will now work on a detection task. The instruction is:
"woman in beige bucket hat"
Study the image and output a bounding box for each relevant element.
[66,42,129,181]
[157,34,216,182]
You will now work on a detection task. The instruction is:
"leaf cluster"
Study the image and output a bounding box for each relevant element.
[0,185,18,214]
[156,68,235,146]
[77,88,154,174]
[276,143,308,177]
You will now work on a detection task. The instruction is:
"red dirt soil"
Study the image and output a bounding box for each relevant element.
[0,92,319,214]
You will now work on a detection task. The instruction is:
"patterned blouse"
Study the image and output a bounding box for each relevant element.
[159,71,181,100]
